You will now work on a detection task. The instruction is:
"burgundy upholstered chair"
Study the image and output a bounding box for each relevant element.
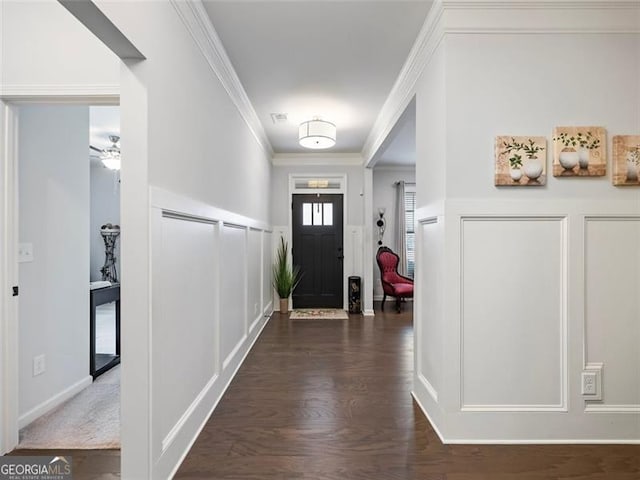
[376,246,414,313]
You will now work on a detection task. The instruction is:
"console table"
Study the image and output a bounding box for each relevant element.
[90,284,121,378]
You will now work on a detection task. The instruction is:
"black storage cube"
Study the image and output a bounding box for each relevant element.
[348,276,361,314]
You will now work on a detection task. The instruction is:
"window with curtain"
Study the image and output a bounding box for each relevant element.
[404,189,416,278]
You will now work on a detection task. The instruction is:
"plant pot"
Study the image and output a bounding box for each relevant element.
[559,148,579,170]
[524,157,543,180]
[578,147,590,169]
[626,161,639,182]
[509,168,522,182]
[279,298,289,314]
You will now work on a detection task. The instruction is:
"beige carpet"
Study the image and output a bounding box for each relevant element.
[289,308,349,320]
[19,366,120,449]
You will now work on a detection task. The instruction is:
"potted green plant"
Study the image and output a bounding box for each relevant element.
[502,138,523,182]
[553,133,579,170]
[576,131,600,169]
[520,138,545,181]
[626,145,640,182]
[272,236,301,314]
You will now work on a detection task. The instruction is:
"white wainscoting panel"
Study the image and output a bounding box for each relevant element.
[152,212,218,445]
[263,231,273,314]
[418,218,443,402]
[584,217,640,411]
[461,217,567,411]
[247,228,262,331]
[149,187,273,477]
[220,224,248,368]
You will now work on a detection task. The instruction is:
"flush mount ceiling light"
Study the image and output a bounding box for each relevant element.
[299,119,336,149]
[100,135,121,170]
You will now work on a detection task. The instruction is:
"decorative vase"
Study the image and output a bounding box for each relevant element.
[510,168,522,182]
[524,157,543,181]
[626,160,639,182]
[279,298,289,314]
[578,147,590,169]
[559,148,579,170]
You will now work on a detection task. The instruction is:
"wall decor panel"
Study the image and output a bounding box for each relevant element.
[220,224,248,367]
[461,217,566,411]
[584,217,640,411]
[153,213,217,443]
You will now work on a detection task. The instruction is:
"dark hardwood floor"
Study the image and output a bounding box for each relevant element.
[176,307,640,480]
[8,307,639,479]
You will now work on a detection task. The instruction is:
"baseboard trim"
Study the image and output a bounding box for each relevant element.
[166,314,271,479]
[162,373,219,452]
[411,389,640,445]
[443,438,640,445]
[411,389,446,444]
[362,309,375,317]
[18,375,93,429]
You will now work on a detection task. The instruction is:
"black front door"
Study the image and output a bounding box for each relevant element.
[292,194,344,308]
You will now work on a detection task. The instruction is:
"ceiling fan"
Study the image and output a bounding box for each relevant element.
[90,135,121,170]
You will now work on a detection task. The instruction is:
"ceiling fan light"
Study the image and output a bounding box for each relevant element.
[101,155,121,170]
[100,135,121,170]
[299,119,336,149]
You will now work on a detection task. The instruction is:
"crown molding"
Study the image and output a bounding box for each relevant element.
[442,0,640,9]
[170,0,274,158]
[272,153,363,167]
[372,164,416,172]
[361,1,445,166]
[363,0,639,166]
[0,84,120,103]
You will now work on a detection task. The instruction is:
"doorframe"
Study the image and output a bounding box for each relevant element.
[288,174,348,310]
[0,95,119,455]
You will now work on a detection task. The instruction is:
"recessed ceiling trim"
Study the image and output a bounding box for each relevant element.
[170,0,274,158]
[272,153,363,167]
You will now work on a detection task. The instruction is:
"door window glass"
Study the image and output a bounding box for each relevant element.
[302,202,334,226]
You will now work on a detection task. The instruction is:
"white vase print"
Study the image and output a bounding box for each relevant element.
[524,157,543,181]
[578,147,590,169]
[559,148,579,170]
[510,168,522,182]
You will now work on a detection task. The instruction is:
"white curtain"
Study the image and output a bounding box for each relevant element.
[394,181,407,275]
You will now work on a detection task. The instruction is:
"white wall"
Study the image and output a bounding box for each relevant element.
[80,2,274,477]
[17,106,91,427]
[413,1,640,443]
[89,162,120,282]
[372,167,415,299]
[0,0,119,95]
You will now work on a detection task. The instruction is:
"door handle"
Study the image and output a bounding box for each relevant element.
[337,255,344,260]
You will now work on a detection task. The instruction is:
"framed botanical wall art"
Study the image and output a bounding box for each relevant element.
[612,135,640,186]
[552,126,606,177]
[495,136,546,186]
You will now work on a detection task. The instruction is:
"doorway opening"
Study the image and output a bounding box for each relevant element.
[13,104,121,451]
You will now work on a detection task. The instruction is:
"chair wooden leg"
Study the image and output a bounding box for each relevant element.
[381,294,386,311]
[396,297,401,313]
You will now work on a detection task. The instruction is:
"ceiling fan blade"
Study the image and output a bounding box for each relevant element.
[90,145,103,152]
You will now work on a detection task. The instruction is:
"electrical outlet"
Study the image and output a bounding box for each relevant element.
[33,354,45,376]
[582,372,597,395]
[18,243,34,263]
[582,363,603,400]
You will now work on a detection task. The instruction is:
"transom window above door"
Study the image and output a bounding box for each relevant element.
[302,202,333,226]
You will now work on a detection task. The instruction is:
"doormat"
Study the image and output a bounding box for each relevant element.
[289,309,349,320]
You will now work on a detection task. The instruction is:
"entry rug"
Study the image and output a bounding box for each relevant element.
[289,308,349,320]
[18,366,120,450]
